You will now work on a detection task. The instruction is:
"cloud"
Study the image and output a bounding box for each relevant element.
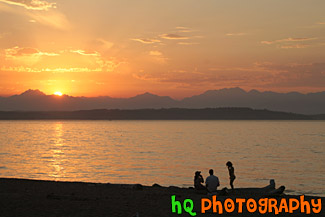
[148,50,167,64]
[132,28,198,46]
[226,33,247,36]
[1,46,123,73]
[131,38,161,44]
[149,50,162,56]
[280,44,309,49]
[0,0,56,11]
[90,38,114,50]
[261,37,316,45]
[261,37,317,49]
[133,67,268,88]
[177,42,199,45]
[70,50,100,57]
[5,46,59,57]
[133,62,325,90]
[160,34,189,40]
[0,0,69,30]
[255,62,325,88]
[28,11,70,30]
[175,26,195,33]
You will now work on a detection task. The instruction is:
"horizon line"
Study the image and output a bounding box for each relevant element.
[1,87,325,100]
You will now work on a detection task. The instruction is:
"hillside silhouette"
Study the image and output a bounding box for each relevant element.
[0,108,323,120]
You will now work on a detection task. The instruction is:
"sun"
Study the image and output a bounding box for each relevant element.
[54,91,63,96]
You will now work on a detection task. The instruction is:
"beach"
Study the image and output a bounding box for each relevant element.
[0,178,323,217]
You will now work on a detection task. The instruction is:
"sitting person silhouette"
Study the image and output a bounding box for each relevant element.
[205,169,220,193]
[194,171,206,190]
[226,161,236,190]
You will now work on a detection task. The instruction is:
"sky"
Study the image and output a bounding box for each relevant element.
[0,0,324,98]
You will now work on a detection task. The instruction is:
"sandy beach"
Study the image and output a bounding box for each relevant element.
[0,178,323,217]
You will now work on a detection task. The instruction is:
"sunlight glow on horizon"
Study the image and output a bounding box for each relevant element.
[54,91,63,96]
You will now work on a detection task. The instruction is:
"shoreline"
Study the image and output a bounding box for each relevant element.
[1,178,323,217]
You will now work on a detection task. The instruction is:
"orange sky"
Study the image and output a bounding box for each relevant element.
[0,0,324,98]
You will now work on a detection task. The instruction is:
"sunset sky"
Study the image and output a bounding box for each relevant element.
[0,0,324,98]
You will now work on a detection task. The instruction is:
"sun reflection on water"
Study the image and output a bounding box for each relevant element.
[49,122,66,180]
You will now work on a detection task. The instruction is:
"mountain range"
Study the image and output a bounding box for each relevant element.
[0,88,324,114]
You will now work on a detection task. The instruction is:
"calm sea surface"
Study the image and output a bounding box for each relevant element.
[0,120,324,196]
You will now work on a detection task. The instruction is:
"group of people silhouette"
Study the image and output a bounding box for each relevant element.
[194,161,235,193]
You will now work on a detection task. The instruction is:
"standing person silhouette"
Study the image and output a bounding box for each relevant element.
[226,161,236,190]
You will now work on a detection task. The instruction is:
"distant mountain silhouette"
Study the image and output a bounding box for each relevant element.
[182,88,325,114]
[0,88,325,114]
[19,89,46,97]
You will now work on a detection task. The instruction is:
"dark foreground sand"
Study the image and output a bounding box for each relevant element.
[0,178,323,217]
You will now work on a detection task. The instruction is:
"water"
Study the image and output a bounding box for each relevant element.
[0,120,324,196]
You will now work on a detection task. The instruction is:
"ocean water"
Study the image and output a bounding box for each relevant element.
[0,120,324,196]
